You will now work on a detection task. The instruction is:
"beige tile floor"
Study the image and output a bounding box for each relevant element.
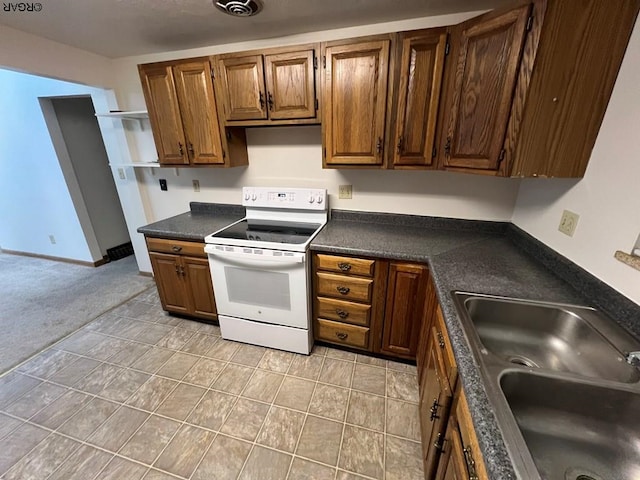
[0,288,423,480]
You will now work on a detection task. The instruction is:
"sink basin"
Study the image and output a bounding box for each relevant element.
[501,371,640,480]
[457,294,639,383]
[451,292,640,479]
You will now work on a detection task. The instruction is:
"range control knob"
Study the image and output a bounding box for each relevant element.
[308,195,315,203]
[244,191,250,201]
[251,193,257,201]
[316,194,323,204]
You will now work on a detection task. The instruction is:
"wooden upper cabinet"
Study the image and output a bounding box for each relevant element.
[173,61,225,165]
[264,50,316,120]
[392,29,448,168]
[139,58,247,167]
[323,39,391,167]
[217,55,267,121]
[215,46,319,125]
[139,64,188,165]
[509,0,640,177]
[441,4,532,172]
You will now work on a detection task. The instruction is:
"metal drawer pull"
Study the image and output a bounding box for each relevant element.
[174,265,180,275]
[172,246,183,253]
[336,286,350,295]
[336,332,348,341]
[437,331,445,349]
[337,262,352,272]
[336,309,349,319]
[429,398,440,421]
[463,447,479,480]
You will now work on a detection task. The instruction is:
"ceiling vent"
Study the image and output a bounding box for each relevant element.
[214,0,263,17]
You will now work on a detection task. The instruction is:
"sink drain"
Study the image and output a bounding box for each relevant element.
[506,355,539,368]
[565,467,604,480]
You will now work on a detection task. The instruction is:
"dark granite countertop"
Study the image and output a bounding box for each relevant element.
[136,202,245,241]
[310,209,639,480]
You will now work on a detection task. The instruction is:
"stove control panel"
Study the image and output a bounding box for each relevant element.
[242,187,327,210]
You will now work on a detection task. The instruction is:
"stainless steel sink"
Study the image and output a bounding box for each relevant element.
[451,292,640,480]
[500,371,640,480]
[460,294,639,383]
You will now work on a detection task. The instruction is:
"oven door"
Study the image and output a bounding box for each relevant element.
[205,245,309,329]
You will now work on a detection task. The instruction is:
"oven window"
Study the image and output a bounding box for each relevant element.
[224,266,291,310]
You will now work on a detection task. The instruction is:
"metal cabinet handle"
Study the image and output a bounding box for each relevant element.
[463,447,479,480]
[336,332,348,341]
[188,142,194,155]
[396,136,404,154]
[376,137,383,154]
[180,265,186,276]
[171,246,182,253]
[259,91,265,109]
[444,136,451,157]
[430,398,440,421]
[178,142,184,156]
[337,262,351,272]
[434,432,444,452]
[437,331,445,349]
[336,286,350,295]
[336,309,349,319]
[175,265,180,275]
[267,91,274,111]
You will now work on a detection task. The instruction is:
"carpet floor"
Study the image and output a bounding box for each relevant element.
[0,252,154,374]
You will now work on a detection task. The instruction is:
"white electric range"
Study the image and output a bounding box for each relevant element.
[204,187,328,354]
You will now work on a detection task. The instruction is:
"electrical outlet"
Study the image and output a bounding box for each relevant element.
[558,210,579,237]
[159,179,167,191]
[193,180,200,192]
[49,235,56,244]
[117,168,126,180]
[339,185,352,199]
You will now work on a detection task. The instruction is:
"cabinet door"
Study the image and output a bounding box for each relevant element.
[380,263,428,358]
[420,329,453,479]
[149,252,189,314]
[182,256,217,320]
[264,49,317,120]
[218,55,267,120]
[173,61,225,165]
[393,30,447,167]
[323,40,390,166]
[138,64,188,165]
[442,4,531,171]
[436,419,468,480]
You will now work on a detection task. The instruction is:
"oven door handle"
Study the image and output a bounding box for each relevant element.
[206,249,304,266]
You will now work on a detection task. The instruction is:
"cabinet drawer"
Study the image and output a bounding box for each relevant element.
[316,254,375,277]
[316,297,371,327]
[316,272,373,303]
[316,318,370,349]
[146,238,207,258]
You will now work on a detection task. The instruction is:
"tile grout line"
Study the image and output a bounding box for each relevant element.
[333,351,357,480]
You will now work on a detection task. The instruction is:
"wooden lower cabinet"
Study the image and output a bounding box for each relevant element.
[147,238,217,321]
[312,253,430,360]
[417,302,488,480]
[380,262,429,358]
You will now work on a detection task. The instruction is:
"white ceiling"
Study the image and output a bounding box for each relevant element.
[0,0,509,58]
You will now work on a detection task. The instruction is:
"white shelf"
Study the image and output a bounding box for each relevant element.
[110,163,161,168]
[96,110,148,120]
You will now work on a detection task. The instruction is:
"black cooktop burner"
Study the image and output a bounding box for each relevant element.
[211,219,321,244]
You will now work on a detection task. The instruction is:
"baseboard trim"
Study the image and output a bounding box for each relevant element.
[138,271,153,277]
[1,249,106,267]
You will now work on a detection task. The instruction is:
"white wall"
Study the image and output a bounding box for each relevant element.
[512,22,640,306]
[51,97,130,256]
[0,25,113,88]
[0,70,109,262]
